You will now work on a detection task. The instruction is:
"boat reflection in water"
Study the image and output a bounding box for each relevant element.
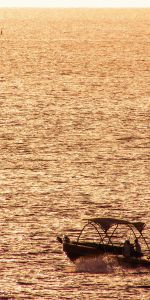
[57,217,150,269]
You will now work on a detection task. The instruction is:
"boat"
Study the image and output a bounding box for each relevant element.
[57,217,150,268]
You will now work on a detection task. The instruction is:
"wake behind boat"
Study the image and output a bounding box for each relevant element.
[57,217,150,268]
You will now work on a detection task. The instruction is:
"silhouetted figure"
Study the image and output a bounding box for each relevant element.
[134,238,142,257]
[63,235,70,243]
[123,240,131,258]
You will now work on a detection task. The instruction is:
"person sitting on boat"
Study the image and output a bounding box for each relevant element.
[134,238,143,257]
[123,240,131,258]
[63,235,70,243]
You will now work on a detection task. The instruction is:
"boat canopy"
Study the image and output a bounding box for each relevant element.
[88,218,145,233]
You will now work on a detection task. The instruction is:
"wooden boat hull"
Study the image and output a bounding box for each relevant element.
[61,241,150,268]
[63,241,123,261]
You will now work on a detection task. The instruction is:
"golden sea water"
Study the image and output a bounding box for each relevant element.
[0,8,150,299]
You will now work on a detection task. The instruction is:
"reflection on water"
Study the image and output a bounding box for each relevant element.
[0,8,150,300]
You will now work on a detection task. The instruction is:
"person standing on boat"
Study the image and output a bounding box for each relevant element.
[123,240,131,258]
[134,238,142,257]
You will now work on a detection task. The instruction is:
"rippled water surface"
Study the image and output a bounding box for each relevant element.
[0,8,150,299]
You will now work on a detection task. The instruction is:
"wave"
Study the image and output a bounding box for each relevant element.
[75,255,120,274]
